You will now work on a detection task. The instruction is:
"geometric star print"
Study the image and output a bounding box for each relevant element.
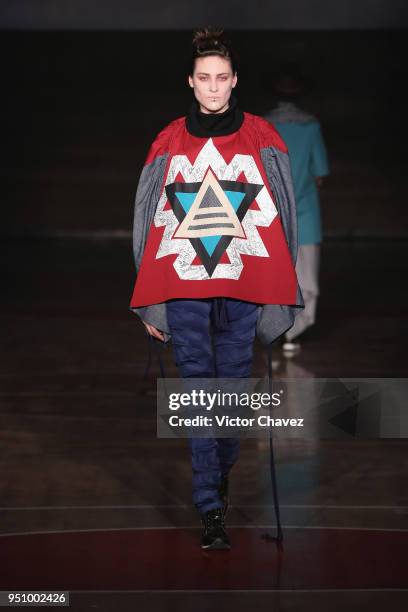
[165,167,263,277]
[154,138,278,281]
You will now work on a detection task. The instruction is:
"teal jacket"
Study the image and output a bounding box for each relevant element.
[264,102,329,245]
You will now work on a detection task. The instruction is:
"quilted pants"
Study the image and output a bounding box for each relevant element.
[166,297,258,514]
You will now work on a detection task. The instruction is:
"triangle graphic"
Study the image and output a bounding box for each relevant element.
[198,191,246,256]
[174,169,245,240]
[201,235,221,256]
[225,191,245,211]
[165,170,263,277]
[175,192,197,214]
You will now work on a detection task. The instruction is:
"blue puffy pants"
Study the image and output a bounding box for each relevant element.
[166,297,258,514]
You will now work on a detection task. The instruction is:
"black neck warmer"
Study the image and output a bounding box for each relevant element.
[185,94,244,137]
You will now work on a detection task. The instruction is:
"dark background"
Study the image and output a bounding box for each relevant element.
[1,5,407,607]
[1,1,408,239]
[1,0,407,29]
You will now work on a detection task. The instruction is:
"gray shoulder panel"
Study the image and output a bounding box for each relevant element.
[132,153,168,271]
[260,146,298,263]
[257,145,304,345]
[133,153,168,271]
[130,152,171,342]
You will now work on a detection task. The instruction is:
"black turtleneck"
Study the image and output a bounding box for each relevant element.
[185,94,244,137]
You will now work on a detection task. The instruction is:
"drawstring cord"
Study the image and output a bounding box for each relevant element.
[213,297,229,330]
[142,332,171,411]
[214,297,283,543]
[143,332,167,380]
[261,341,283,545]
[143,332,153,379]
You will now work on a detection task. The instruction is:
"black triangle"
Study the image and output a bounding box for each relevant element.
[165,179,263,277]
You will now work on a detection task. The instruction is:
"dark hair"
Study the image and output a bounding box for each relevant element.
[190,27,237,75]
[271,63,310,101]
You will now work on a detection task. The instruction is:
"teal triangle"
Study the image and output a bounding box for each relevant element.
[225,190,245,211]
[200,192,244,255]
[175,192,197,214]
[201,235,221,256]
[176,189,245,257]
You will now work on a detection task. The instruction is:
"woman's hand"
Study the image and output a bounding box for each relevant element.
[143,321,165,342]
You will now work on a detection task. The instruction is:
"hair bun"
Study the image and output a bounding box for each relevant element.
[192,27,225,49]
[190,26,237,75]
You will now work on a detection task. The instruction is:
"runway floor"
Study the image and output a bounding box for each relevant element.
[1,237,407,610]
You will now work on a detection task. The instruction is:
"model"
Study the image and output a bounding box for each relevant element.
[130,27,303,549]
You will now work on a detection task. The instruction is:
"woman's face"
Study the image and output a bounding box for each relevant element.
[188,55,237,114]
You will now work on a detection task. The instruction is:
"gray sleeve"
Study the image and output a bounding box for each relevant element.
[257,146,304,346]
[129,152,171,342]
[256,286,304,346]
[131,304,171,343]
[132,153,168,271]
[260,146,298,264]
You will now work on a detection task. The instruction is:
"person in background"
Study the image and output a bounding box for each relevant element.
[264,66,329,354]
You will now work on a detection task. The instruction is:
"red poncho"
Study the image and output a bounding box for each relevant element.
[130,112,298,309]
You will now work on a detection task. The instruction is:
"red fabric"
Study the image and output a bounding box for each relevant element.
[130,112,297,308]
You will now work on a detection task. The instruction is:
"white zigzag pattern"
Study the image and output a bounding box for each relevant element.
[153,138,278,280]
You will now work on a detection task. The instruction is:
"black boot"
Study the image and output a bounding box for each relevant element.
[200,507,231,550]
[218,475,229,519]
